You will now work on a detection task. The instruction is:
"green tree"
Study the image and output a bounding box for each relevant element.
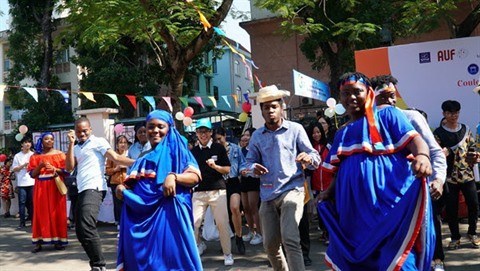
[7,0,74,131]
[256,0,480,92]
[61,0,233,116]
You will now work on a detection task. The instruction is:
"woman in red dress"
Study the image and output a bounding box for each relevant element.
[28,132,68,253]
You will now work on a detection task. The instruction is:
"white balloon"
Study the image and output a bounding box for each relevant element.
[15,133,24,142]
[334,104,346,115]
[175,112,185,121]
[183,117,193,126]
[326,98,336,108]
[325,108,335,118]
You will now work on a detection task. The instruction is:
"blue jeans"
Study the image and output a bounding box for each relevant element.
[17,186,33,225]
[75,189,106,268]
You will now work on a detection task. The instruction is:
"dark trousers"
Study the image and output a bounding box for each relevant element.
[432,194,445,261]
[299,204,310,258]
[445,181,479,240]
[75,189,106,268]
[17,186,33,225]
[110,185,122,223]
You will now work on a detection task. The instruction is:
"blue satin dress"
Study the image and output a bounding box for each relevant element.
[318,106,435,271]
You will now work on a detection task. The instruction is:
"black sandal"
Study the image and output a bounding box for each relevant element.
[31,245,42,253]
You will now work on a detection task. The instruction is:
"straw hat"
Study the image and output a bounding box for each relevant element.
[473,81,480,95]
[253,85,290,103]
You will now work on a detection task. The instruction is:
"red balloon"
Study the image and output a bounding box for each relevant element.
[0,154,6,162]
[242,102,252,113]
[184,107,194,117]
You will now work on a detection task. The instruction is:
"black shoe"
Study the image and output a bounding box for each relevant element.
[31,245,42,253]
[235,235,246,255]
[304,255,312,266]
[16,224,26,230]
[54,244,65,250]
[3,212,11,218]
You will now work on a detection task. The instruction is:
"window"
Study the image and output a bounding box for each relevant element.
[206,78,211,95]
[4,58,10,71]
[54,49,70,74]
[245,65,249,79]
[234,60,240,76]
[212,59,217,74]
[191,75,199,92]
[213,86,219,100]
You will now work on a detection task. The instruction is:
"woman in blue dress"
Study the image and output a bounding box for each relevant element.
[318,72,435,271]
[116,110,202,271]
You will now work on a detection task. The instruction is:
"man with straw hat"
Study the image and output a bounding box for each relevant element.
[242,85,320,271]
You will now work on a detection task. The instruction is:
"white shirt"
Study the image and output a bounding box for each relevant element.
[74,135,111,193]
[12,150,35,187]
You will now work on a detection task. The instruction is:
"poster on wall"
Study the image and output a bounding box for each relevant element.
[293,69,330,101]
[355,36,480,131]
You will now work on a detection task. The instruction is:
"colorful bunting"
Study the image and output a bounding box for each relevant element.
[81,91,96,102]
[254,74,263,88]
[194,96,205,108]
[231,94,238,105]
[162,96,173,112]
[197,10,212,32]
[125,95,137,110]
[222,95,231,109]
[105,94,120,106]
[243,93,249,102]
[144,96,156,109]
[179,97,189,107]
[23,87,39,102]
[213,27,226,36]
[208,96,217,107]
[55,90,70,103]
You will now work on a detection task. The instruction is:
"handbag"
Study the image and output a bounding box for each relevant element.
[54,175,68,196]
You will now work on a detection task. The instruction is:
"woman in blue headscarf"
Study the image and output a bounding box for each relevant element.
[116,110,203,271]
[28,132,69,253]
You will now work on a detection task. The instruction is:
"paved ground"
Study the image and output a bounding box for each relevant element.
[1,215,479,271]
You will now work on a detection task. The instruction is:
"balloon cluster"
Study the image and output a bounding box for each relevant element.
[175,106,195,126]
[239,102,251,122]
[324,98,346,118]
[15,125,29,141]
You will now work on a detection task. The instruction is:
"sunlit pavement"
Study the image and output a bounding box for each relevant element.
[1,215,479,270]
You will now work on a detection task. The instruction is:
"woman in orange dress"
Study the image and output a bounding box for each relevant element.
[28,132,68,253]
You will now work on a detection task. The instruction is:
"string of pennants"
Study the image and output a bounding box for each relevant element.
[0,0,267,114]
[0,84,253,112]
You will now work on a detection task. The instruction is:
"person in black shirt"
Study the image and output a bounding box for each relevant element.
[190,118,234,266]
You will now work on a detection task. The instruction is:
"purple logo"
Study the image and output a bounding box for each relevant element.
[419,52,431,63]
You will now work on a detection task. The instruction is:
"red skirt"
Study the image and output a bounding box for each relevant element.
[32,179,68,245]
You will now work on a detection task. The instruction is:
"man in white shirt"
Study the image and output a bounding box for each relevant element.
[66,117,133,271]
[11,137,35,230]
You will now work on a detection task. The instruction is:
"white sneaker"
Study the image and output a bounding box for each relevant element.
[224,254,234,266]
[197,242,207,256]
[242,232,254,242]
[250,234,263,245]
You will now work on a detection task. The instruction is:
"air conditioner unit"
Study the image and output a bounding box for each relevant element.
[301,97,313,106]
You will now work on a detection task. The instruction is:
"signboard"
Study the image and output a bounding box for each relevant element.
[293,69,330,102]
[355,36,479,131]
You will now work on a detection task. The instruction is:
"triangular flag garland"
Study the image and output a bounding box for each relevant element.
[23,87,39,102]
[144,96,156,110]
[125,95,137,110]
[0,2,273,118]
[55,90,70,103]
[162,96,173,112]
[193,96,205,108]
[105,93,120,106]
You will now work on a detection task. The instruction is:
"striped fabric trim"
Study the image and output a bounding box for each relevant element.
[388,178,427,271]
[116,263,124,271]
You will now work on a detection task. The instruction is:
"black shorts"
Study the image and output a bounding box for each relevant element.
[226,177,241,199]
[240,176,260,193]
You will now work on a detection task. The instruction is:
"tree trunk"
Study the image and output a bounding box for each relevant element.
[170,66,187,132]
[39,0,54,88]
[455,2,480,38]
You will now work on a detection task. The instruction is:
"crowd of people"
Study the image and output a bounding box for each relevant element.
[0,72,479,271]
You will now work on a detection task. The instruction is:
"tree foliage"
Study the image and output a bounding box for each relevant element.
[7,0,74,131]
[257,0,480,92]
[61,0,233,116]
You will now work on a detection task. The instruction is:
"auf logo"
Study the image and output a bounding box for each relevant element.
[419,52,431,64]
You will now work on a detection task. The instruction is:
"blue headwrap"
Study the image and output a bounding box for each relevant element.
[143,110,198,185]
[35,132,54,154]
